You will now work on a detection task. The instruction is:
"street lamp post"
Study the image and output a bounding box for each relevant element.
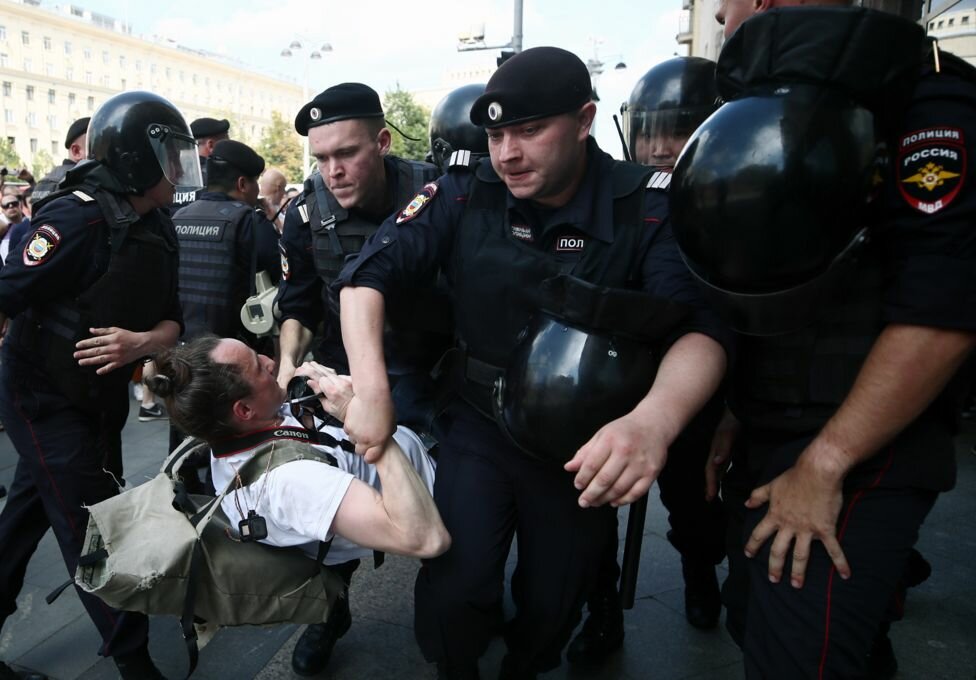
[280,39,333,175]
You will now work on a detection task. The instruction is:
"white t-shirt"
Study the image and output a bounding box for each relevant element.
[210,406,436,564]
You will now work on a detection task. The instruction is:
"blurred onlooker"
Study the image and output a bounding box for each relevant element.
[0,190,29,265]
[259,167,288,232]
[32,116,90,204]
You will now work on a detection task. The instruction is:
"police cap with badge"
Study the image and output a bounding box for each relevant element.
[190,117,230,140]
[469,46,592,129]
[294,82,384,136]
[207,139,266,179]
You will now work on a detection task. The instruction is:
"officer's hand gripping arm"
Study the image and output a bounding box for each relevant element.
[339,285,394,462]
[744,323,976,589]
[565,331,727,508]
[277,319,314,390]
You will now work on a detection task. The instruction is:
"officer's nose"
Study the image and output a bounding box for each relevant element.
[498,133,521,164]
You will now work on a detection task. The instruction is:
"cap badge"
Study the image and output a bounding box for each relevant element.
[488,102,503,122]
[309,107,322,122]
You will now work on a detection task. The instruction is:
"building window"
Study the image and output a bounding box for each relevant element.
[29,138,37,153]
[43,36,51,50]
[27,112,37,127]
[87,96,95,111]
[150,63,157,74]
[47,114,57,128]
[85,72,93,85]
[0,54,7,68]
[64,41,72,55]
[120,78,126,90]
[2,82,10,97]
[963,15,971,24]
[119,55,126,68]
[0,27,6,41]
[7,137,15,147]
[68,92,76,106]
[22,58,31,72]
[135,59,142,71]
[100,75,109,87]
[4,110,13,124]
[21,31,29,46]
[102,50,109,64]
[937,20,944,28]
[51,140,58,155]
[165,67,171,79]
[84,47,92,59]
[949,18,955,26]
[45,63,54,76]
[65,67,73,80]
[47,88,55,104]
[25,85,34,101]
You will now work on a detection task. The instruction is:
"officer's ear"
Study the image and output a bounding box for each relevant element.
[576,102,597,142]
[376,127,392,157]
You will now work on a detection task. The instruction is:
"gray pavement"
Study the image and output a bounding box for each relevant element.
[1,397,974,680]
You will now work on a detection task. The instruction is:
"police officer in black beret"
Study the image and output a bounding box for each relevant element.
[0,91,195,680]
[670,3,976,678]
[173,139,280,344]
[170,117,231,212]
[275,82,444,677]
[31,116,91,203]
[335,46,731,679]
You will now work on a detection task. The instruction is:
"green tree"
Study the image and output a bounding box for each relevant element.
[31,149,55,179]
[215,109,250,146]
[383,85,431,161]
[0,138,23,172]
[257,110,303,182]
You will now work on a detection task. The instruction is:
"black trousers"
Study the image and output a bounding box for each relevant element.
[722,434,937,680]
[414,403,616,672]
[0,364,149,658]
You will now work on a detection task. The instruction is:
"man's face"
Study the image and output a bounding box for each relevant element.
[2,196,23,223]
[633,134,689,169]
[241,176,260,207]
[486,107,592,208]
[212,339,284,423]
[259,175,285,207]
[309,119,387,211]
[716,0,763,39]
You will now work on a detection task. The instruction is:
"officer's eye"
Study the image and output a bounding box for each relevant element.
[487,132,503,144]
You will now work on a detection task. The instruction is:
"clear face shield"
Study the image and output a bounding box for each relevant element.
[621,106,714,168]
[146,123,204,190]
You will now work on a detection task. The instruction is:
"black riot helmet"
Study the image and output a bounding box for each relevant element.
[492,276,689,463]
[428,84,488,173]
[88,91,203,194]
[670,84,880,336]
[621,57,719,166]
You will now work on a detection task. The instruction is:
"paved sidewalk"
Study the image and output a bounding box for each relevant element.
[1,400,974,679]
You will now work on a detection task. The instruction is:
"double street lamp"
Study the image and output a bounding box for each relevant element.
[280,39,333,175]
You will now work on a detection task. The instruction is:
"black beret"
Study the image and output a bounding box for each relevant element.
[294,82,384,136]
[190,117,230,140]
[208,140,265,178]
[64,117,90,149]
[470,46,592,128]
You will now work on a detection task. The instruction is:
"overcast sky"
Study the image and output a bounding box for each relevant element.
[66,0,692,156]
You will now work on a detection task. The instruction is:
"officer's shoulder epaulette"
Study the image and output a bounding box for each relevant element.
[297,202,310,225]
[646,170,672,191]
[72,190,96,203]
[446,149,477,171]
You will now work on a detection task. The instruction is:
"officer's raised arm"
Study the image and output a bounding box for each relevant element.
[339,285,394,461]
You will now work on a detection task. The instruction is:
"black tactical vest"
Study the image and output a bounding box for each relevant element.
[302,157,437,285]
[173,198,254,340]
[452,158,653,413]
[31,160,74,203]
[9,186,177,413]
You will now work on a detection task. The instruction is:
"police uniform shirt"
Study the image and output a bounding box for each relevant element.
[210,404,436,565]
[276,155,421,335]
[336,138,731,354]
[0,194,183,339]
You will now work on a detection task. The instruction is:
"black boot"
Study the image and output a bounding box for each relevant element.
[682,557,721,630]
[291,593,352,676]
[0,662,47,680]
[566,589,624,666]
[114,644,166,680]
[863,628,898,680]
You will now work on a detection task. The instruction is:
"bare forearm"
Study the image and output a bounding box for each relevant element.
[339,286,389,398]
[807,323,976,475]
[373,440,450,557]
[278,319,313,372]
[140,319,180,355]
[632,332,727,447]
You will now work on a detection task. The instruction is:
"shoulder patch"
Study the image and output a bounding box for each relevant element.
[396,182,439,224]
[646,171,672,191]
[897,127,965,214]
[23,224,62,267]
[448,150,474,168]
[71,190,95,202]
[278,240,290,281]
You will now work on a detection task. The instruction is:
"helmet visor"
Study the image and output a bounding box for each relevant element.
[146,123,203,190]
[622,106,714,166]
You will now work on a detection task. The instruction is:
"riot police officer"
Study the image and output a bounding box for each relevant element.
[336,47,730,679]
[428,83,488,174]
[173,139,280,343]
[274,82,443,677]
[565,56,729,667]
[672,4,976,678]
[170,117,230,212]
[31,116,90,203]
[0,90,196,680]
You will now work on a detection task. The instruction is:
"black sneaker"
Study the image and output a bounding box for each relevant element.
[682,557,722,630]
[566,590,625,666]
[291,593,352,676]
[138,404,168,422]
